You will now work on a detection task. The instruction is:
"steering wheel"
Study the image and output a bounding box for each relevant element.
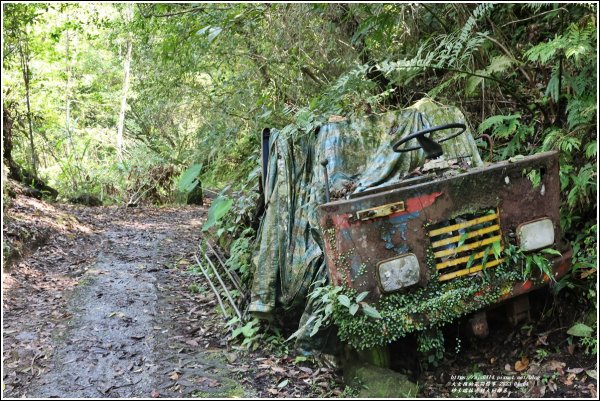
[392,123,467,159]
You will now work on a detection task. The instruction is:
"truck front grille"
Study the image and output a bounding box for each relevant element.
[427,209,504,281]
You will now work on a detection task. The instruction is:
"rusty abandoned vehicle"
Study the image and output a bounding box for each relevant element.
[250,98,571,367]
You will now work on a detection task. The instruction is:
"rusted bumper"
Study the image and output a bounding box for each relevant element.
[498,248,572,302]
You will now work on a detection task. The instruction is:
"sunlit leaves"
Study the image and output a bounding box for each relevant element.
[202,196,233,231]
[177,163,203,193]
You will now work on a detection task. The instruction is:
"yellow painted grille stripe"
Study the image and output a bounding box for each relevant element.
[428,213,498,237]
[433,235,502,258]
[436,246,505,270]
[438,258,504,281]
[431,224,501,248]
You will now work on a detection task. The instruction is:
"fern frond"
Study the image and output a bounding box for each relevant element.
[478,113,521,137]
[451,4,494,66]
[566,96,596,130]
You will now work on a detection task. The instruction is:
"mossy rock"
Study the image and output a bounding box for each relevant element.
[344,362,419,398]
[354,345,390,368]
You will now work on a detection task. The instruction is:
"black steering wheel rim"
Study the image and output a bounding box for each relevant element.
[392,123,467,153]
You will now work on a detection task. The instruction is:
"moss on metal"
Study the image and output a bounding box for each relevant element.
[330,256,527,350]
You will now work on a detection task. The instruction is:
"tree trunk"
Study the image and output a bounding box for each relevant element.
[3,107,15,170]
[65,27,73,154]
[117,31,133,161]
[18,34,37,176]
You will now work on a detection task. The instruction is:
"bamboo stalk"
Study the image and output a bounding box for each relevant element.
[202,251,243,319]
[206,241,242,292]
[193,253,229,318]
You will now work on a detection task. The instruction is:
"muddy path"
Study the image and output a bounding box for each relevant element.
[2,206,235,397]
[3,203,344,398]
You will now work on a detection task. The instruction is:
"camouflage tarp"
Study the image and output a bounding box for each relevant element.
[249,98,483,348]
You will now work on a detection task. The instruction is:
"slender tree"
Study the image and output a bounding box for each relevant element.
[116,5,133,161]
[17,28,37,176]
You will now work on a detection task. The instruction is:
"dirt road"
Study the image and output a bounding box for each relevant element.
[3,205,250,397]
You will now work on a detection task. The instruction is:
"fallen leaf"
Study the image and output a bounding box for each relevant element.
[197,377,219,388]
[277,379,289,389]
[580,268,596,279]
[567,367,584,374]
[586,370,597,380]
[169,372,180,381]
[504,363,512,372]
[567,343,575,355]
[536,334,548,346]
[267,388,278,395]
[589,384,597,398]
[545,360,566,374]
[271,366,286,374]
[185,339,198,347]
[151,390,160,398]
[529,384,546,397]
[515,356,529,372]
[564,373,576,385]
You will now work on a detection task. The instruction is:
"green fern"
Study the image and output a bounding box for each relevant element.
[524,39,563,63]
[452,4,494,64]
[478,114,521,138]
[566,96,596,131]
[466,55,515,95]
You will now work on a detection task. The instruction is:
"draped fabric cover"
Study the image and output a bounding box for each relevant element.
[249,98,483,347]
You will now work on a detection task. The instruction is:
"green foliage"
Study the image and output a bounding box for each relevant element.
[177,163,203,193]
[202,196,233,232]
[287,278,342,342]
[229,317,261,350]
[227,316,290,355]
[337,292,382,319]
[568,323,597,355]
[503,244,559,282]
[225,227,255,283]
[567,323,594,338]
[478,114,521,138]
[417,327,445,367]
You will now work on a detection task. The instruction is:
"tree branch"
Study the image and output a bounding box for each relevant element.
[300,66,325,86]
[136,4,230,19]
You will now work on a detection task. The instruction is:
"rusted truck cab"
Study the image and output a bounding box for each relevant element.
[317,150,572,313]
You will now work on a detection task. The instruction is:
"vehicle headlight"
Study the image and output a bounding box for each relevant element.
[517,218,555,251]
[378,253,420,293]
